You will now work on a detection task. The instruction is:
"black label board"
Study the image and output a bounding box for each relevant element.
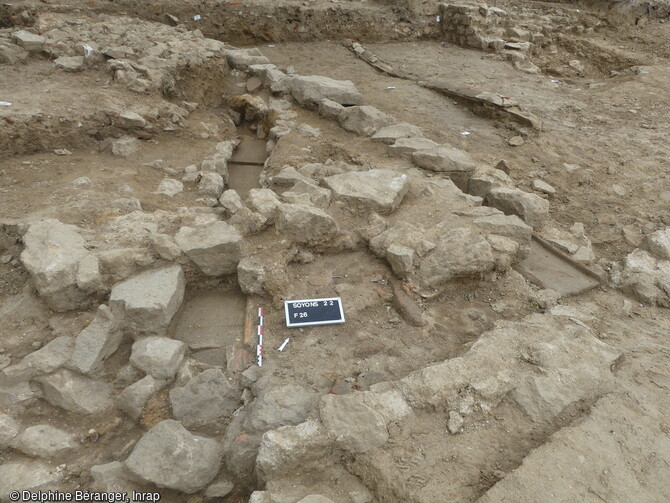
[284,297,346,328]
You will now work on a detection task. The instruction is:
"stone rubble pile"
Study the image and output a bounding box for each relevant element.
[540,223,597,264]
[439,2,603,75]
[612,227,670,306]
[0,14,241,156]
[27,14,230,93]
[254,310,621,500]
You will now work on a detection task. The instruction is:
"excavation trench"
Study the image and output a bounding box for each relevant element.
[2,6,655,501]
[228,129,268,199]
[60,0,437,44]
[169,287,247,368]
[164,110,270,370]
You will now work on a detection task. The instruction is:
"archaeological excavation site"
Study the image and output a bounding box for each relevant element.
[2,0,670,501]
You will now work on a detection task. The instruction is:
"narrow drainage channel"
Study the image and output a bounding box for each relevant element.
[228,128,268,199]
[169,287,247,369]
[168,289,257,498]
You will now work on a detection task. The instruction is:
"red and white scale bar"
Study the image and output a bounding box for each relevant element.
[257,307,264,367]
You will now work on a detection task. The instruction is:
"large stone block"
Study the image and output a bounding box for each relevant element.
[643,227,670,260]
[323,169,409,215]
[130,336,186,380]
[70,305,123,375]
[0,413,19,449]
[418,228,495,286]
[39,369,113,414]
[371,122,424,144]
[319,394,389,453]
[109,265,185,336]
[388,137,439,159]
[256,420,330,481]
[226,48,270,69]
[339,106,395,136]
[487,187,550,228]
[11,30,45,52]
[288,75,362,107]
[116,375,167,421]
[276,204,338,245]
[198,172,225,198]
[12,424,76,458]
[247,189,282,222]
[169,369,240,427]
[1,336,73,385]
[175,222,242,276]
[54,55,85,72]
[243,384,317,432]
[473,213,533,258]
[412,146,477,191]
[125,420,222,493]
[20,219,90,311]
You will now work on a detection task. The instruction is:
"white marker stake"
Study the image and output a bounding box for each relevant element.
[257,307,263,367]
[278,338,290,352]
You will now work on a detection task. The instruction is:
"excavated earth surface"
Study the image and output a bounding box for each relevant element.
[1,0,670,502]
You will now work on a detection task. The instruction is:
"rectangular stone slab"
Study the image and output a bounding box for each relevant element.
[515,236,601,297]
[170,290,246,350]
[230,134,268,165]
